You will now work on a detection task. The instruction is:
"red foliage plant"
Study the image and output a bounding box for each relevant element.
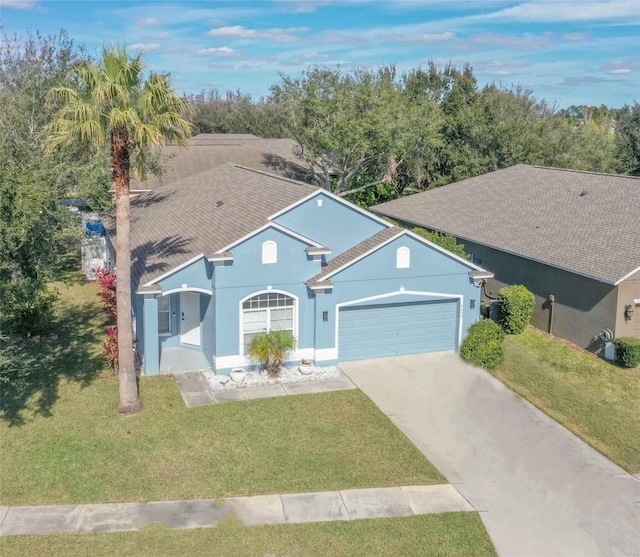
[91,267,117,315]
[103,325,119,374]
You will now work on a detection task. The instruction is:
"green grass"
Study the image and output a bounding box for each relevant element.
[1,278,444,505]
[493,327,640,474]
[0,514,496,557]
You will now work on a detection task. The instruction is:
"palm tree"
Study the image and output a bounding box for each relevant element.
[45,45,192,413]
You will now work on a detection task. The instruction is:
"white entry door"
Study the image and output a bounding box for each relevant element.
[180,292,201,346]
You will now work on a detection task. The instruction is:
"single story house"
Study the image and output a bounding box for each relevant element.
[372,165,640,352]
[108,163,491,375]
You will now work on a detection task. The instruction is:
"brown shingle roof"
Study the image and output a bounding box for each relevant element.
[372,165,640,285]
[122,164,319,288]
[307,227,401,287]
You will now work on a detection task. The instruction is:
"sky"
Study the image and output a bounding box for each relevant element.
[1,0,639,108]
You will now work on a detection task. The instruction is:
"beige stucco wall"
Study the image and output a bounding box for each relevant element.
[461,240,619,351]
[615,270,640,338]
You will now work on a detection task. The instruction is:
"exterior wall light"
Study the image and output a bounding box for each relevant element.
[323,311,329,322]
[624,304,634,321]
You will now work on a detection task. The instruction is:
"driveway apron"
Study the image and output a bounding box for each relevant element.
[340,352,640,557]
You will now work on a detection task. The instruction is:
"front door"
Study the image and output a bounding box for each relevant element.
[180,292,201,346]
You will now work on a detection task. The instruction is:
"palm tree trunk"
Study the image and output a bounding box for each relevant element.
[112,128,143,414]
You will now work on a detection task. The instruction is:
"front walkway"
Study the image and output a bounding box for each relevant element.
[174,371,356,408]
[340,352,640,557]
[0,485,472,536]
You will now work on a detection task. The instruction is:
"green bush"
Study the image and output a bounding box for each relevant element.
[460,319,505,370]
[614,337,640,368]
[497,284,535,334]
[0,278,56,336]
[411,227,469,259]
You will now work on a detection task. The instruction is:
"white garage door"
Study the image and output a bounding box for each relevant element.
[338,299,458,362]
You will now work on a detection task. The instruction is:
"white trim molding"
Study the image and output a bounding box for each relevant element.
[267,189,393,229]
[314,348,338,361]
[142,253,206,287]
[215,347,314,370]
[160,286,213,296]
[216,221,323,254]
[332,289,465,359]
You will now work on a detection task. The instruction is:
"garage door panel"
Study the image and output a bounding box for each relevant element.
[338,300,458,361]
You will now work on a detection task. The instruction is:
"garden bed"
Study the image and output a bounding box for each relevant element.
[203,365,341,391]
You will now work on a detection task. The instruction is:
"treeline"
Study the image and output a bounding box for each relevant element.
[189,64,639,205]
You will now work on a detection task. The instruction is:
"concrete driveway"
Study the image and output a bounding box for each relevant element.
[339,352,640,557]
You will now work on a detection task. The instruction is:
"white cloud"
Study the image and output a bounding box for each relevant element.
[128,43,162,52]
[198,46,240,57]
[381,31,455,44]
[610,68,631,74]
[480,1,639,22]
[146,32,172,40]
[135,17,163,26]
[205,25,310,44]
[0,0,37,8]
[601,60,639,73]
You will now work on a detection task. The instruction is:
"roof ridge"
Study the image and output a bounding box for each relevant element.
[228,162,320,189]
[527,164,640,181]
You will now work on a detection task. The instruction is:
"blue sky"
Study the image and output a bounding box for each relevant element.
[1,0,639,108]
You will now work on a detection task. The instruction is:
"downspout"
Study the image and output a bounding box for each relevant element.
[548,295,555,335]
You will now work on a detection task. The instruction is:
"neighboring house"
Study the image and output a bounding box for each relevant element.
[372,165,640,352]
[109,163,491,375]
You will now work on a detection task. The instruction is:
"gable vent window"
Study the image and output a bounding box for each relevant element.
[396,246,410,269]
[262,241,277,264]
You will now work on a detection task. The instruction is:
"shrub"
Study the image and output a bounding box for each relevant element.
[614,337,640,368]
[249,330,296,376]
[460,319,505,370]
[92,267,117,315]
[0,278,56,336]
[497,284,535,334]
[411,227,469,259]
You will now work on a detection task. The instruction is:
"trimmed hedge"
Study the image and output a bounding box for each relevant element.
[497,284,535,335]
[460,319,505,370]
[614,337,640,368]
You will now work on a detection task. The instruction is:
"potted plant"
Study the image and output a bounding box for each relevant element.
[298,359,313,375]
[249,330,296,377]
[230,368,246,383]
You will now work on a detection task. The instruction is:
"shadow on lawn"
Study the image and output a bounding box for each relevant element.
[0,274,106,426]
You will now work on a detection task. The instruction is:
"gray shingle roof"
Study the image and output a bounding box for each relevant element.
[372,165,640,285]
[307,227,401,286]
[131,138,310,190]
[121,164,319,288]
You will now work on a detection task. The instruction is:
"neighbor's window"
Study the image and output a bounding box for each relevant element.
[158,295,171,335]
[242,292,294,353]
[396,246,410,269]
[262,240,277,264]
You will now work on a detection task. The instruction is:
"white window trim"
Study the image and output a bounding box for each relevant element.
[262,240,278,264]
[158,294,172,337]
[396,246,410,269]
[239,289,298,356]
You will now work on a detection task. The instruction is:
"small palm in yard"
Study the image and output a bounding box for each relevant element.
[249,330,296,377]
[44,45,192,414]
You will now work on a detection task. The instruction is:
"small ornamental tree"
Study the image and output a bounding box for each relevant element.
[497,284,535,334]
[249,330,296,377]
[614,337,640,368]
[460,319,505,370]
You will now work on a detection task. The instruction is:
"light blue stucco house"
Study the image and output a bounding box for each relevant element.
[111,163,492,375]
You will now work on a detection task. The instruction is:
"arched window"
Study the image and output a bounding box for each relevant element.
[242,292,295,353]
[262,240,277,264]
[396,246,410,269]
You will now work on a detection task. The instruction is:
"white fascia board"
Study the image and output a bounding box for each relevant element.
[267,189,393,229]
[308,283,334,291]
[215,222,322,254]
[615,266,640,286]
[318,231,405,282]
[207,255,234,262]
[142,253,206,287]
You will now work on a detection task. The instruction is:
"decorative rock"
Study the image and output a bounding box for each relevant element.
[204,365,341,392]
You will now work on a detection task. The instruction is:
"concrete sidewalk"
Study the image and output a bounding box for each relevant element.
[0,484,473,536]
[175,371,357,408]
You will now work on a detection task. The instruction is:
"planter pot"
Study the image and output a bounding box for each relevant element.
[230,368,247,383]
[298,363,313,375]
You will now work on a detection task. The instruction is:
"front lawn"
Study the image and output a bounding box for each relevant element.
[0,514,496,557]
[493,327,640,474]
[0,279,444,506]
